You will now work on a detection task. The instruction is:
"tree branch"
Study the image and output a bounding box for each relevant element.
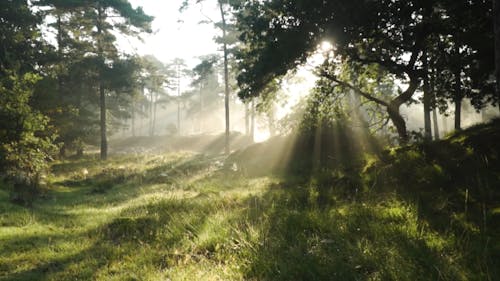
[320,71,390,107]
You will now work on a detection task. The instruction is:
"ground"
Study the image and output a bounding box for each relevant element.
[1,122,499,280]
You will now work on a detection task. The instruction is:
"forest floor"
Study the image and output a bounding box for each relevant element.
[1,123,499,281]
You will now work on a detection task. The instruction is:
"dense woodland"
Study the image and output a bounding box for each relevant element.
[1,0,500,280]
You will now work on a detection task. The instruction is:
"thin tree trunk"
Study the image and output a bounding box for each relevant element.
[150,91,154,136]
[494,0,500,111]
[152,94,157,136]
[219,1,230,155]
[97,5,107,160]
[250,99,255,141]
[177,64,181,136]
[454,66,462,131]
[432,109,440,140]
[99,84,107,159]
[454,39,463,131]
[131,100,136,137]
[177,100,181,136]
[454,97,462,130]
[245,102,250,136]
[429,67,440,140]
[423,53,432,140]
[199,83,203,133]
[56,12,66,158]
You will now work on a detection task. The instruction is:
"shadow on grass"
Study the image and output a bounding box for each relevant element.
[234,179,469,281]
[227,120,500,281]
[0,195,223,280]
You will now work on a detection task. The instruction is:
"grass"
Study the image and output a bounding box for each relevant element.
[1,121,499,280]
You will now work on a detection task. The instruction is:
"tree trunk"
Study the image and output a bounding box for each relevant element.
[250,99,255,141]
[131,102,136,137]
[97,5,107,160]
[177,64,181,136]
[99,83,107,160]
[432,109,440,140]
[177,99,181,136]
[454,67,462,131]
[245,102,250,136]
[454,97,462,130]
[423,53,432,140]
[494,0,500,111]
[454,40,463,131]
[199,83,203,133]
[152,95,157,136]
[150,91,154,136]
[219,1,230,155]
[387,104,408,144]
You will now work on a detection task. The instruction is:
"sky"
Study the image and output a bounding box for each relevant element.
[126,0,221,68]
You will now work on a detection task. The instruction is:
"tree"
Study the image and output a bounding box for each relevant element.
[68,0,153,160]
[140,55,172,136]
[181,0,242,153]
[169,58,191,136]
[431,0,495,130]
[232,0,495,142]
[189,55,223,132]
[495,0,500,110]
[0,1,58,202]
[233,0,435,143]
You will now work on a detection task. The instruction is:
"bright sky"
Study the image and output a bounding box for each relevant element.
[126,0,220,68]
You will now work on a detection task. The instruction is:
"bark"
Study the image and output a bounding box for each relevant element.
[219,1,230,155]
[494,0,500,111]
[245,102,250,136]
[149,91,154,136]
[250,99,255,141]
[97,5,107,160]
[99,83,107,160]
[387,103,408,144]
[454,67,462,131]
[199,83,203,133]
[177,64,181,136]
[423,53,432,140]
[131,102,136,137]
[432,109,440,140]
[152,95,157,136]
[454,97,462,131]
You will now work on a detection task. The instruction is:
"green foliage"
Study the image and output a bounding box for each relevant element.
[0,72,58,204]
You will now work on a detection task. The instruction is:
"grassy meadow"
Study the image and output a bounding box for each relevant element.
[1,122,499,281]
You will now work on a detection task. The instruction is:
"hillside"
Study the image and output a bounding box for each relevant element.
[0,121,499,281]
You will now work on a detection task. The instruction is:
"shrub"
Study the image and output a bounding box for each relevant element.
[0,72,57,204]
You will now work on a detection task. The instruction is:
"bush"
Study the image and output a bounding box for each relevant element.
[0,72,57,204]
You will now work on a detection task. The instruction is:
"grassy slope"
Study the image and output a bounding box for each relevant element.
[0,122,499,281]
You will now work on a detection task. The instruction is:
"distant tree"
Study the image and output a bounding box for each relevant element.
[169,58,191,136]
[189,55,223,132]
[181,0,243,153]
[140,55,173,136]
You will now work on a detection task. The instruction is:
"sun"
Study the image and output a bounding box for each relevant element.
[320,41,333,53]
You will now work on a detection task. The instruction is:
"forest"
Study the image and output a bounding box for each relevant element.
[1,0,499,280]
